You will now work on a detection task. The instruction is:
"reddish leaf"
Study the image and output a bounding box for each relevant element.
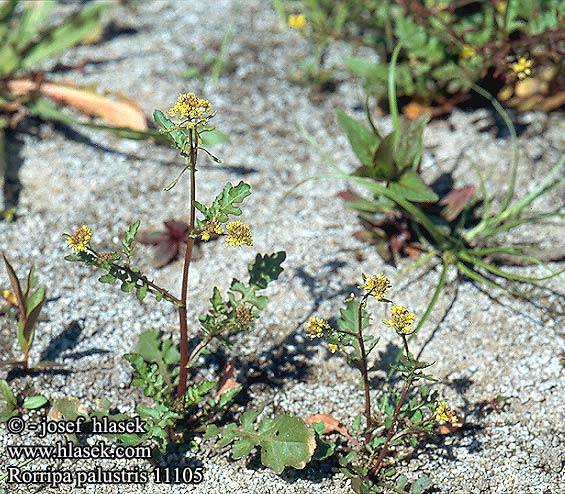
[215,360,241,399]
[438,415,464,435]
[138,219,191,268]
[439,185,476,222]
[306,414,353,441]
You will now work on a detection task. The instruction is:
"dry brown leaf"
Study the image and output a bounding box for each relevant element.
[402,100,433,119]
[438,416,464,435]
[7,79,148,130]
[306,413,353,441]
[215,360,241,399]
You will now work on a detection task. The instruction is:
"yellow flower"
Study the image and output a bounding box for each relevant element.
[201,220,224,241]
[288,13,306,31]
[435,401,458,424]
[168,92,212,119]
[511,56,533,80]
[460,44,477,60]
[2,289,17,306]
[305,316,330,339]
[225,221,253,247]
[495,1,507,15]
[383,304,416,335]
[66,225,92,252]
[358,273,391,301]
[328,343,339,353]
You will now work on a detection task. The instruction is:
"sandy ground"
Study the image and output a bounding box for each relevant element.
[1,1,564,493]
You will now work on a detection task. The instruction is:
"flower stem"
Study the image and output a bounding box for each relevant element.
[371,374,414,476]
[177,130,198,399]
[357,295,372,442]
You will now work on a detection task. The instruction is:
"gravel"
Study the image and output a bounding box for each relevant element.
[1,1,564,493]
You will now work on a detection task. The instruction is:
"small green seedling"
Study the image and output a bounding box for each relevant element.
[2,254,46,370]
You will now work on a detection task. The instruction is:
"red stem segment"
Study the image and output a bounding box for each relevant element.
[177,130,198,399]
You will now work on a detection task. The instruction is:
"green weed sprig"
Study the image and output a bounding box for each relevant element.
[304,274,454,493]
[1,255,45,370]
[62,93,316,465]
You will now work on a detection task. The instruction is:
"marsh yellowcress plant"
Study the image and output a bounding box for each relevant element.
[305,274,450,492]
[63,93,315,472]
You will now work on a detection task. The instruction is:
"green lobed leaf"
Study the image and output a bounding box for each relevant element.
[388,171,438,202]
[207,181,251,223]
[153,109,190,153]
[336,109,380,167]
[395,113,430,171]
[222,412,316,474]
[410,475,433,494]
[338,299,370,337]
[248,251,286,289]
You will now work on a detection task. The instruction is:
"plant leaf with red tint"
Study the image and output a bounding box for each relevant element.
[439,185,476,222]
[216,360,241,399]
[306,414,353,441]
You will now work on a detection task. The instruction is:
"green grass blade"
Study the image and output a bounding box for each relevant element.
[464,161,491,241]
[483,211,565,237]
[456,261,524,296]
[12,1,55,52]
[388,44,402,144]
[409,260,449,339]
[298,120,346,174]
[499,153,565,222]
[211,26,233,82]
[472,246,565,281]
[396,250,438,284]
[471,83,518,212]
[459,251,565,283]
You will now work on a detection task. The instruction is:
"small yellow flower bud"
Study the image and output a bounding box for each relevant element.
[383,304,416,335]
[66,225,92,252]
[435,401,458,424]
[305,317,330,339]
[288,14,306,31]
[358,273,391,301]
[511,56,533,80]
[225,221,253,247]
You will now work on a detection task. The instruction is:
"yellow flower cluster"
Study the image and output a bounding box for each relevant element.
[305,316,330,339]
[67,225,92,252]
[201,220,224,241]
[288,14,306,31]
[168,93,213,129]
[384,304,416,335]
[435,401,458,424]
[328,343,339,353]
[460,44,477,60]
[358,273,391,301]
[225,221,253,247]
[511,56,533,80]
[2,289,17,306]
